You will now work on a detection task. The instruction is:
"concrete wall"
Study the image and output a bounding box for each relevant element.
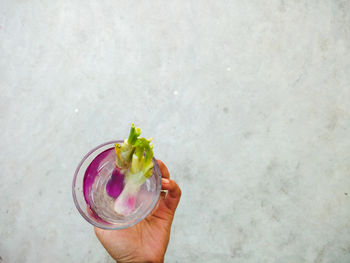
[1,1,350,262]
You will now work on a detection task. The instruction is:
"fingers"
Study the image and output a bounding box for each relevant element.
[161,178,182,211]
[157,160,181,211]
[157,160,170,179]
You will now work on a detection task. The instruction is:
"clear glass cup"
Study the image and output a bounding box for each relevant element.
[72,140,162,230]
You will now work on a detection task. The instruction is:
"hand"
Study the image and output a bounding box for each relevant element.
[94,160,182,263]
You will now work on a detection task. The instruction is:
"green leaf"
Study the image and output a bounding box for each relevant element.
[115,124,154,180]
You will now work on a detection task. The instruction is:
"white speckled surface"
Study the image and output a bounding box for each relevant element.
[1,1,350,262]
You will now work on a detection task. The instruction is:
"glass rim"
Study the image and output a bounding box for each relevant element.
[72,140,162,230]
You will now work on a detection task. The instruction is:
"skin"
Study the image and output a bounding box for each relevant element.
[94,160,182,263]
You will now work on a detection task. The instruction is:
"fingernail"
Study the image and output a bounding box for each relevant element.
[162,178,170,184]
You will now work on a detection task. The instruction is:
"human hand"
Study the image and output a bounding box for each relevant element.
[94,160,181,263]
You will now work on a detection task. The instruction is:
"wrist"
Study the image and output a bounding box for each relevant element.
[114,257,164,263]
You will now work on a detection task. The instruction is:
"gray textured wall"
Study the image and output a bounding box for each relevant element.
[1,1,350,262]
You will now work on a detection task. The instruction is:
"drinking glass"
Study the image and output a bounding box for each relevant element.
[72,140,162,230]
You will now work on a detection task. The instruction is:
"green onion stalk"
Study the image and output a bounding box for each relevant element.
[114,124,154,215]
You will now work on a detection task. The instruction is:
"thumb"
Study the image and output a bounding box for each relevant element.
[161,178,181,212]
